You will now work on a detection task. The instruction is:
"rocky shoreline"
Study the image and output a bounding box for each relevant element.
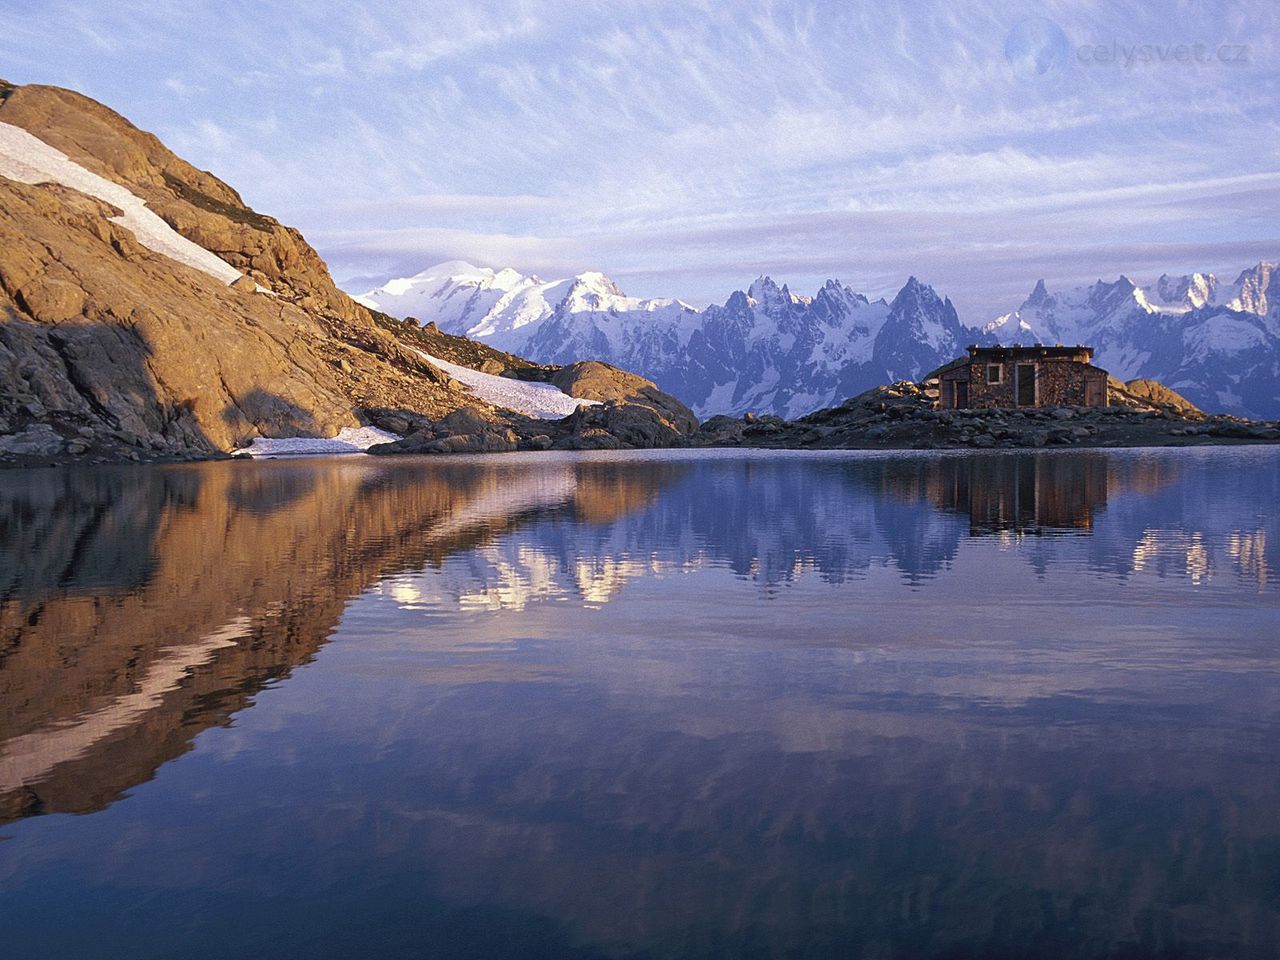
[5,382,1278,469]
[686,381,1280,451]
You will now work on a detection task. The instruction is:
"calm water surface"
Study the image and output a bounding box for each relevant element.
[1,449,1277,959]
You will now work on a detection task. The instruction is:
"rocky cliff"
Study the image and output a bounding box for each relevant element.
[0,81,695,464]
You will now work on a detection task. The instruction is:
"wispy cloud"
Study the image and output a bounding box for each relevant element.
[2,0,1276,319]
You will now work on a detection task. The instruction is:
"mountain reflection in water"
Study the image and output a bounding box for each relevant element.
[0,449,1277,960]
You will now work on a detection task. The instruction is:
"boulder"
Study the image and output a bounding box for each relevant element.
[1123,378,1203,417]
[0,423,64,455]
[436,405,493,436]
[551,361,697,435]
[553,428,624,451]
[369,412,411,435]
[368,426,517,455]
[559,399,687,449]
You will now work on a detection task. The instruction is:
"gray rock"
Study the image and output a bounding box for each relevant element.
[1051,407,1076,420]
[373,413,411,435]
[0,424,64,455]
[436,405,493,437]
[561,400,689,449]
[553,429,624,451]
[372,426,518,455]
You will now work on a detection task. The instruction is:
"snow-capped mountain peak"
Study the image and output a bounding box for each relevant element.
[1154,271,1216,311]
[1026,278,1051,307]
[560,271,626,308]
[747,275,779,303]
[891,276,938,312]
[422,259,486,279]
[876,277,966,372]
[1226,261,1277,318]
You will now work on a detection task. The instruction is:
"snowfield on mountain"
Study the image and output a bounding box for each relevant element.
[0,119,245,286]
[413,349,599,420]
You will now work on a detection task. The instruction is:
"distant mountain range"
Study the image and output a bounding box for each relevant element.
[354,263,970,420]
[985,265,1279,418]
[354,260,1280,419]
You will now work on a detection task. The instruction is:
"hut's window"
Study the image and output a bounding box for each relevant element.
[987,364,1003,384]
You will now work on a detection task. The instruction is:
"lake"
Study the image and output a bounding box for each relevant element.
[1,448,1277,959]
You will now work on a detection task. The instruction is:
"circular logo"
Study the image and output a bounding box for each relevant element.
[1004,17,1070,80]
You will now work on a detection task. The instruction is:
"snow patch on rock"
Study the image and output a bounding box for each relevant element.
[238,425,400,457]
[0,120,245,287]
[414,350,598,420]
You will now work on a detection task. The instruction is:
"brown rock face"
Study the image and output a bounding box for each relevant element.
[0,83,355,318]
[1122,378,1202,417]
[0,82,476,460]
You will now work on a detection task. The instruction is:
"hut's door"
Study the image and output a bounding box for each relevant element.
[1016,364,1036,405]
[953,380,969,409]
[1084,377,1105,407]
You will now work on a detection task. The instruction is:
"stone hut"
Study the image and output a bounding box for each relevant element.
[931,345,1109,410]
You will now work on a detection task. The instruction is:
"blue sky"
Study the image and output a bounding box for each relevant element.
[1,0,1277,318]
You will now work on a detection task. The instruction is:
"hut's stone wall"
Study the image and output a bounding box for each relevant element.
[937,347,1108,409]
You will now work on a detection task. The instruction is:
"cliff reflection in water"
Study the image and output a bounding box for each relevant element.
[0,449,1277,960]
[0,457,677,823]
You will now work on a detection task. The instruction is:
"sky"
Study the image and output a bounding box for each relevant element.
[1,0,1278,320]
